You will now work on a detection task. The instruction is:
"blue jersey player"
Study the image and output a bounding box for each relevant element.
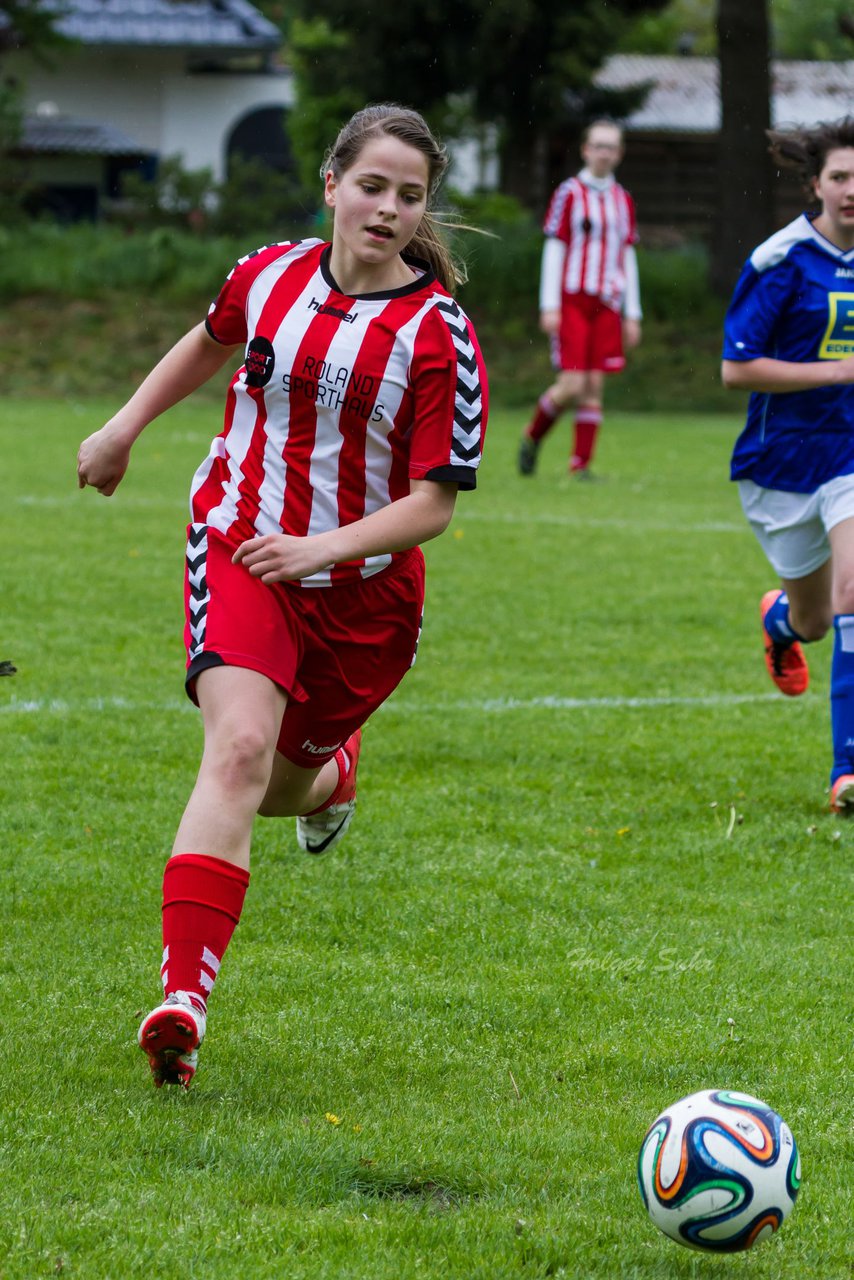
[722,116,854,812]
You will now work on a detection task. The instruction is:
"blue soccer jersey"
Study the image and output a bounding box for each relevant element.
[724,213,854,492]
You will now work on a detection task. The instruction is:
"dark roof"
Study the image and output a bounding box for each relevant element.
[19,113,153,155]
[44,0,281,50]
[596,54,854,134]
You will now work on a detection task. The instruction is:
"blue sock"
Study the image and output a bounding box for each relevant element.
[764,592,805,646]
[830,614,854,784]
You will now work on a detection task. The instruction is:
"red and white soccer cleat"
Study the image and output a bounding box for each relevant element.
[830,775,854,814]
[138,990,206,1089]
[296,729,361,855]
[760,590,809,696]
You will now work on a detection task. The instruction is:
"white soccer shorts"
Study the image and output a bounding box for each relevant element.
[738,473,854,579]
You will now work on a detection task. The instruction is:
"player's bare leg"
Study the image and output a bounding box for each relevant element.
[173,665,289,869]
[260,732,362,855]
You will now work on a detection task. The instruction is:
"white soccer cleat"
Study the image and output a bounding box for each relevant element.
[296,799,357,855]
[296,730,360,855]
[138,990,206,1089]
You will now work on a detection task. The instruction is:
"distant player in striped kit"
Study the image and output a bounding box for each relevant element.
[77,104,488,1088]
[722,116,854,812]
[518,119,642,478]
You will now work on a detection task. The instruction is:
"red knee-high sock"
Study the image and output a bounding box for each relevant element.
[570,407,603,470]
[160,853,250,1014]
[300,731,359,817]
[526,393,563,443]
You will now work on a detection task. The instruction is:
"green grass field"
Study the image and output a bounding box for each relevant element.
[1,398,850,1278]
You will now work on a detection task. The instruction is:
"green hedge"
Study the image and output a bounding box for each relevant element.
[0,223,256,304]
[0,217,734,409]
[0,215,719,321]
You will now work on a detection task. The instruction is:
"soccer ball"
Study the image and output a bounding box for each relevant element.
[637,1089,800,1252]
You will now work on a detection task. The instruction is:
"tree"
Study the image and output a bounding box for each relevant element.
[287,0,666,208]
[710,0,773,296]
[461,0,664,204]
[620,0,854,59]
[0,1,70,220]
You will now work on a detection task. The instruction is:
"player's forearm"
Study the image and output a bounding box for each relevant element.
[539,238,566,312]
[722,357,854,393]
[622,246,642,321]
[108,323,238,443]
[318,482,458,564]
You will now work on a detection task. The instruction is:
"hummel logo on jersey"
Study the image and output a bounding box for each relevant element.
[308,296,358,323]
[836,268,854,279]
[244,336,275,388]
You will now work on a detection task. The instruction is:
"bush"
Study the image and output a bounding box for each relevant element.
[211,155,320,240]
[0,222,243,304]
[115,153,319,244]
[0,210,733,409]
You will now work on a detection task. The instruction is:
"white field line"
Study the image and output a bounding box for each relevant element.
[13,496,746,533]
[0,691,791,718]
[460,510,746,534]
[14,494,186,510]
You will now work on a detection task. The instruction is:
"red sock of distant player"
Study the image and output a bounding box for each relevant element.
[526,393,563,443]
[570,407,603,471]
[160,853,250,1014]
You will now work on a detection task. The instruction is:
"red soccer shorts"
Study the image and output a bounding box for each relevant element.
[183,526,425,768]
[552,291,625,373]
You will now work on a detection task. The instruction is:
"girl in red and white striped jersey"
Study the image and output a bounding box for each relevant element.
[518,120,641,479]
[76,104,488,1089]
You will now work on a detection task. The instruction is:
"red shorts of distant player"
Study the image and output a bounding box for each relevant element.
[552,291,625,373]
[184,527,425,769]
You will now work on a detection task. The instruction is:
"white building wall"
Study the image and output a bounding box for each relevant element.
[446,129,500,195]
[16,48,293,181]
[15,45,495,193]
[161,71,294,179]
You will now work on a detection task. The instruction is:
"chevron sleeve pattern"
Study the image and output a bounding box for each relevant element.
[407,297,488,491]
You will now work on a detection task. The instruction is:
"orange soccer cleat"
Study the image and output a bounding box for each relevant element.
[830,774,854,814]
[760,590,809,696]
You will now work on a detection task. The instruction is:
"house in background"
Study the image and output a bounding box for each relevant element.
[6,0,496,221]
[593,54,854,243]
[8,0,293,219]
[8,13,852,230]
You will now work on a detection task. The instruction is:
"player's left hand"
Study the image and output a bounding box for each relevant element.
[623,318,642,350]
[232,534,334,583]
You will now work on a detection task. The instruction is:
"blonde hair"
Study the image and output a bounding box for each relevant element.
[321,104,465,291]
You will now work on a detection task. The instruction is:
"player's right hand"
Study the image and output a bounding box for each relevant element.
[539,309,561,336]
[77,426,132,496]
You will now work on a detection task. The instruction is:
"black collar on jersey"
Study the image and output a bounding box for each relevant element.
[320,244,436,299]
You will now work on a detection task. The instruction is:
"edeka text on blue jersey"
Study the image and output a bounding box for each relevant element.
[819,292,854,359]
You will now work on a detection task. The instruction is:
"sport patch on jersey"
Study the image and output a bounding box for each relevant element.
[819,293,854,359]
[244,336,276,387]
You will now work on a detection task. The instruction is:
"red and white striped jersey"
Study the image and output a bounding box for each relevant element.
[543,173,638,311]
[192,239,488,587]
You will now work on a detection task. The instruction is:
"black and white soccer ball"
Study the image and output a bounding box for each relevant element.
[637,1089,800,1252]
